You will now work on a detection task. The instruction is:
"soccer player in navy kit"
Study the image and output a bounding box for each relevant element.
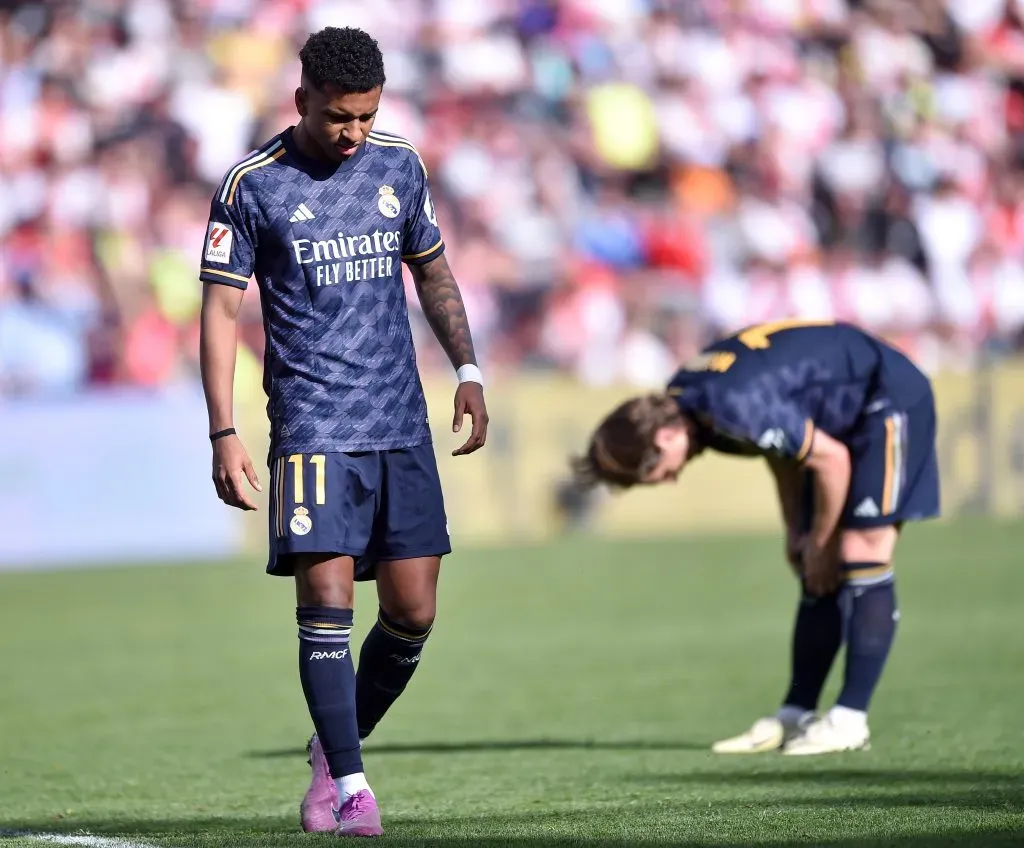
[572,321,940,756]
[198,28,488,836]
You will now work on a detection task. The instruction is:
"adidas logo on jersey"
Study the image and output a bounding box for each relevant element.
[853,497,880,518]
[289,203,315,223]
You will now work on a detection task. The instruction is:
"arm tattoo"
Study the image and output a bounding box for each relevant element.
[411,254,477,369]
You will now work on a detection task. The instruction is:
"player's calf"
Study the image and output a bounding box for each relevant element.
[835,525,900,715]
[835,558,899,716]
[356,554,441,740]
[788,550,898,755]
[296,604,368,783]
[295,580,379,831]
[781,583,842,716]
[356,606,434,740]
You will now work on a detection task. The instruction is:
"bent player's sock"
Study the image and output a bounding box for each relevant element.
[836,563,898,713]
[297,606,363,779]
[776,704,812,728]
[781,584,842,713]
[356,608,432,740]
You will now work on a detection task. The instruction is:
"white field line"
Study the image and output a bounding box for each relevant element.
[0,832,159,848]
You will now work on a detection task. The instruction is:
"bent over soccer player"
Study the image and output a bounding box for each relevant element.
[198,28,488,837]
[572,320,940,755]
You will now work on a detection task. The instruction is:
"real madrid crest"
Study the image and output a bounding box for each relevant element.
[378,185,401,218]
[290,506,313,536]
[424,189,437,226]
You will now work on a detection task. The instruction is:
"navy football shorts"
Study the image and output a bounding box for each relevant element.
[266,443,451,580]
[799,387,941,532]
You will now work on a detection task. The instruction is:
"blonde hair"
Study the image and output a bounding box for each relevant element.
[571,394,683,489]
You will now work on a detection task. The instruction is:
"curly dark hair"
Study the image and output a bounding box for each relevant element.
[298,27,386,93]
[570,394,683,490]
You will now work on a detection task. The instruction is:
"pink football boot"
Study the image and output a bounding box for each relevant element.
[336,789,383,837]
[300,734,338,833]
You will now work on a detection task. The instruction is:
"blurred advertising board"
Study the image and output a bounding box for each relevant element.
[932,359,1024,520]
[232,362,1024,554]
[4,360,1020,569]
[237,373,785,552]
[422,374,779,545]
[413,363,1024,546]
[0,385,242,570]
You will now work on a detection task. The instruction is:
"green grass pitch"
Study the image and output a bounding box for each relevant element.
[1,518,1022,847]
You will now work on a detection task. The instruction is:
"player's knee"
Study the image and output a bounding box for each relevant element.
[841,526,899,565]
[381,602,435,633]
[301,585,354,608]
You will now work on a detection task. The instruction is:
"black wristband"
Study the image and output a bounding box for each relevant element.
[210,428,236,442]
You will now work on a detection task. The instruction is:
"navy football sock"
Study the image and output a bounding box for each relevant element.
[836,563,898,713]
[356,608,432,740]
[297,606,363,778]
[782,584,843,712]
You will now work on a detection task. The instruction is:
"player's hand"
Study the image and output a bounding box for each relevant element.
[212,435,262,510]
[452,380,488,456]
[801,538,841,596]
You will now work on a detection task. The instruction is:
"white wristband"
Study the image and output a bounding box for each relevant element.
[456,363,484,386]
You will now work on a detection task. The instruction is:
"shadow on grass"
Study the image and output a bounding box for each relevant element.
[630,768,1024,810]
[246,738,711,758]
[634,769,1024,786]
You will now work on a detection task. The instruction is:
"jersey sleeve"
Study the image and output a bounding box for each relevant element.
[401,154,445,266]
[198,175,260,289]
[710,383,815,462]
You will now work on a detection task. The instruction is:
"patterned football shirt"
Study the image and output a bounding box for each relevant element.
[668,321,931,459]
[199,128,444,456]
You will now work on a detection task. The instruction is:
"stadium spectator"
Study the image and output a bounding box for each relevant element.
[3,0,1024,398]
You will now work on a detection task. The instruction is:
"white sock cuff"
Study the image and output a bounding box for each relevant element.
[829,705,868,728]
[336,772,373,799]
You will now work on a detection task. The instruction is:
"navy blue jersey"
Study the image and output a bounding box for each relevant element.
[668,321,931,461]
[199,128,444,456]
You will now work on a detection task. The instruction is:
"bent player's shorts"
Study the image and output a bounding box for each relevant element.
[842,387,941,530]
[266,444,451,580]
[799,387,941,532]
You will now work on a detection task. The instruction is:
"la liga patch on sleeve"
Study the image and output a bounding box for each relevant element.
[205,223,233,264]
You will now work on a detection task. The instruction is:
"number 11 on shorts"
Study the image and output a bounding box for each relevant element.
[289,454,326,505]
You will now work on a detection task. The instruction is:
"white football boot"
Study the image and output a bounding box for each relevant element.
[782,711,870,755]
[711,711,812,754]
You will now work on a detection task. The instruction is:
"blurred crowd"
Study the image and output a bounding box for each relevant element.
[4,0,1024,397]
